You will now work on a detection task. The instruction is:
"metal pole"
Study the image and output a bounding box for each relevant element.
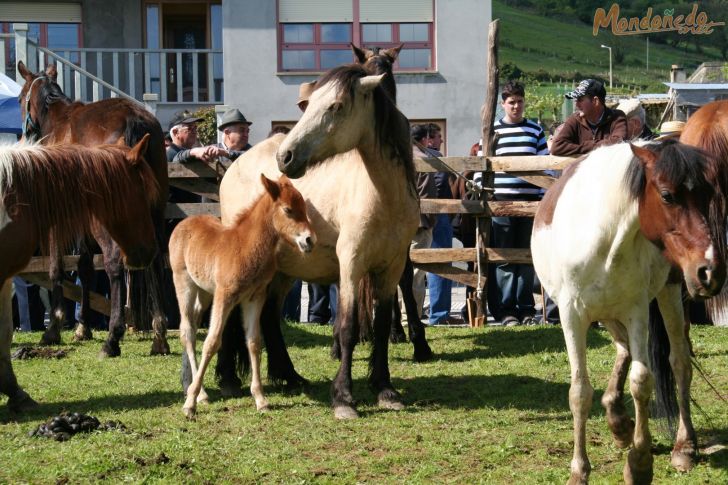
[646,37,649,71]
[600,44,613,89]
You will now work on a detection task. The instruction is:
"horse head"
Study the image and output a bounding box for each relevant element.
[106,134,160,269]
[351,43,401,101]
[276,65,385,177]
[629,141,727,298]
[260,174,315,253]
[17,61,65,142]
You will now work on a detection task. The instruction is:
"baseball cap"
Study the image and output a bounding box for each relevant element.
[168,111,204,130]
[565,79,606,100]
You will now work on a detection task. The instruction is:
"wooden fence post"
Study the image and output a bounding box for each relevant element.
[473,18,500,326]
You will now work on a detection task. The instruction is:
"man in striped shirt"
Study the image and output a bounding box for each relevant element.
[489,81,548,326]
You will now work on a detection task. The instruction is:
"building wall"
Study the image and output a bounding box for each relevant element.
[222,0,491,155]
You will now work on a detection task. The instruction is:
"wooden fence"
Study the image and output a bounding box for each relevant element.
[18,154,577,324]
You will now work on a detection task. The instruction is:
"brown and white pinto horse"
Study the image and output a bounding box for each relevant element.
[0,138,159,412]
[170,174,315,419]
[217,64,418,419]
[532,140,726,484]
[16,61,169,358]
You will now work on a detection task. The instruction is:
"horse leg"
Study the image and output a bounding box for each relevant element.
[176,272,211,401]
[73,240,94,341]
[39,239,64,345]
[370,292,405,411]
[242,296,269,411]
[1,280,37,412]
[390,291,407,343]
[213,305,245,397]
[601,321,634,448]
[331,266,363,419]
[182,290,234,419]
[561,305,593,485]
[148,256,171,355]
[99,237,125,358]
[623,308,655,485]
[399,254,433,362]
[656,284,698,472]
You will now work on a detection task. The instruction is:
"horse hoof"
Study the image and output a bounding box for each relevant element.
[219,385,245,398]
[8,390,39,414]
[196,395,209,405]
[150,340,170,356]
[671,448,697,472]
[334,405,358,420]
[256,400,270,412]
[624,449,653,485]
[378,396,405,411]
[39,333,61,346]
[389,333,407,344]
[72,325,93,341]
[413,345,434,362]
[567,473,588,485]
[182,406,197,420]
[98,345,120,359]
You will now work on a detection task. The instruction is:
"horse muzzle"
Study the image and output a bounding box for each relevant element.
[295,232,316,253]
[685,260,726,299]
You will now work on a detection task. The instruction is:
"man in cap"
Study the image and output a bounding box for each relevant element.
[212,108,253,161]
[616,98,654,140]
[550,79,627,156]
[166,111,228,163]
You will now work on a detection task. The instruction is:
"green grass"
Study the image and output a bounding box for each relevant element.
[1,324,727,483]
[494,1,726,93]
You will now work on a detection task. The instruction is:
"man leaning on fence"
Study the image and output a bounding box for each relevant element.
[550,79,627,156]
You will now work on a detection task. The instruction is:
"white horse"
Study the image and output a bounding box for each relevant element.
[532,141,726,484]
[216,64,419,419]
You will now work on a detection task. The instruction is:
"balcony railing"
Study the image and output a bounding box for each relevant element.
[4,26,223,106]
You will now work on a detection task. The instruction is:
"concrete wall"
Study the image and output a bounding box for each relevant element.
[222,0,491,155]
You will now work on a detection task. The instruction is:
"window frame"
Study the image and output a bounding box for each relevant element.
[360,22,434,71]
[279,22,353,72]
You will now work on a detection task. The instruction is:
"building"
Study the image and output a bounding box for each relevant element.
[2,0,491,153]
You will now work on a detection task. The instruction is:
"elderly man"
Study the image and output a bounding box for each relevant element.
[550,79,627,156]
[166,111,227,163]
[212,108,253,161]
[616,98,654,140]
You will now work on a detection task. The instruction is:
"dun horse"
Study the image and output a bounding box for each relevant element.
[0,138,159,412]
[170,174,315,419]
[532,141,726,484]
[17,61,169,358]
[214,64,418,418]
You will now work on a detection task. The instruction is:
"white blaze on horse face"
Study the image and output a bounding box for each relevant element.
[295,227,315,253]
[705,244,714,262]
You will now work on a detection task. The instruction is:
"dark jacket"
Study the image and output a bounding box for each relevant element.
[550,107,628,156]
[413,145,438,229]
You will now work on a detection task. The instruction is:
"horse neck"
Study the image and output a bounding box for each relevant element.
[40,101,73,142]
[231,193,279,255]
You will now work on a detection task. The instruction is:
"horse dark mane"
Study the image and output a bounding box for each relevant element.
[315,64,416,195]
[0,143,159,254]
[24,75,72,123]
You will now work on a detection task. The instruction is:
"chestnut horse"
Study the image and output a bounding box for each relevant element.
[171,174,315,419]
[0,138,159,412]
[216,64,418,419]
[16,61,169,358]
[532,140,727,484]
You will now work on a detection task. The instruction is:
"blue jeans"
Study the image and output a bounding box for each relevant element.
[13,277,33,332]
[427,214,453,324]
[489,216,535,320]
[307,283,338,323]
[281,280,302,322]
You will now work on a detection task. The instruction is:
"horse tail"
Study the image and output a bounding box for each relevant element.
[357,273,375,342]
[648,298,679,438]
[123,111,170,333]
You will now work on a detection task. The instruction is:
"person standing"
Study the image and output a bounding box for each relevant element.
[550,79,627,156]
[489,81,547,326]
[616,99,654,141]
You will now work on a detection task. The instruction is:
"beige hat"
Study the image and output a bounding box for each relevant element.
[656,120,685,140]
[616,98,642,119]
[296,81,316,108]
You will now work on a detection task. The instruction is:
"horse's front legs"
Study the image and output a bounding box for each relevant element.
[242,296,269,411]
[601,322,634,448]
[657,284,698,472]
[99,236,125,358]
[1,280,37,412]
[39,238,64,346]
[560,304,593,485]
[398,254,433,362]
[370,293,404,411]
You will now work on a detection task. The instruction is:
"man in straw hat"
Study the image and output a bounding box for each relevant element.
[551,78,628,155]
[212,108,253,161]
[616,98,655,140]
[656,120,685,141]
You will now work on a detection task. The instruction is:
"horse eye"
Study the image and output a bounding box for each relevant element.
[328,102,342,113]
[283,207,293,216]
[660,190,675,204]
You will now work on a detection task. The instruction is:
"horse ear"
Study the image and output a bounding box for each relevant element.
[630,143,657,169]
[358,74,385,94]
[17,61,33,82]
[45,64,58,81]
[261,173,281,200]
[350,43,367,64]
[382,44,403,61]
[127,133,151,166]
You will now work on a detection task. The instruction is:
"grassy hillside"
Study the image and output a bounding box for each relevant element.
[494,1,725,93]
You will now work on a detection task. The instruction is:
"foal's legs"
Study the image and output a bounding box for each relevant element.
[0,280,37,412]
[656,284,698,472]
[183,289,236,419]
[175,273,211,401]
[560,304,593,485]
[73,240,95,341]
[601,321,635,448]
[242,297,268,411]
[624,307,655,485]
[99,234,126,358]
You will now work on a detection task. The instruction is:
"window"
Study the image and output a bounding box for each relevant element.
[278,0,434,73]
[2,22,82,76]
